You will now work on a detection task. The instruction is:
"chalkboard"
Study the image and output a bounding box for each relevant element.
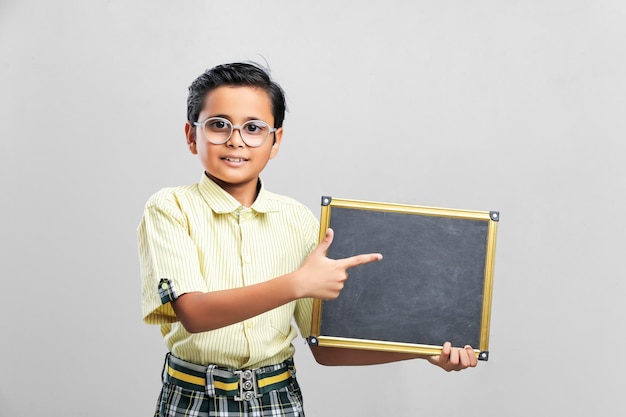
[308,197,499,361]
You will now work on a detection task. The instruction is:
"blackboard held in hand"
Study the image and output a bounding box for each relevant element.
[308,197,499,361]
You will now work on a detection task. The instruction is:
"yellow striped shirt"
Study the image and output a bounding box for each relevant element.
[138,174,318,369]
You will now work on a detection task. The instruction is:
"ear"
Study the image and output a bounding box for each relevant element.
[185,121,198,154]
[269,127,283,160]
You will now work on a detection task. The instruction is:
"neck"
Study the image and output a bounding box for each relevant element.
[205,172,260,207]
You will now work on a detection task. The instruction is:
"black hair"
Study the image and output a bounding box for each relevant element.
[187,62,287,128]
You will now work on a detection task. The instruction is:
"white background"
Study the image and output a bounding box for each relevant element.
[1,1,625,415]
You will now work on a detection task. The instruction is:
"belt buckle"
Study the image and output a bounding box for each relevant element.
[234,369,262,401]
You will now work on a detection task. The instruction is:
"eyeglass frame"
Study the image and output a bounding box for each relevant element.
[193,117,278,148]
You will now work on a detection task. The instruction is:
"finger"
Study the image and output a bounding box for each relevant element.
[439,341,452,362]
[339,252,383,269]
[448,344,460,367]
[464,345,478,367]
[458,346,471,368]
[313,228,334,255]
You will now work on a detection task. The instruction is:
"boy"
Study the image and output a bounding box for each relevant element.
[138,62,477,417]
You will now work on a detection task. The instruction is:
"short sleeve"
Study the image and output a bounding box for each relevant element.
[138,194,208,325]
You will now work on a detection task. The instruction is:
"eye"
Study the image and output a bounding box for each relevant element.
[244,121,268,135]
[207,118,231,131]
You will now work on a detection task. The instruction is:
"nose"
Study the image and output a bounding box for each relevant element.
[227,127,245,147]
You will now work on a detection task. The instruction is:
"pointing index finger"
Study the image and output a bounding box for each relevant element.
[339,253,383,269]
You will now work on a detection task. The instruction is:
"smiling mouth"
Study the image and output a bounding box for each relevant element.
[222,157,249,163]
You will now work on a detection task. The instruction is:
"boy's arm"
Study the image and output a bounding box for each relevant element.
[172,229,382,333]
[309,342,478,372]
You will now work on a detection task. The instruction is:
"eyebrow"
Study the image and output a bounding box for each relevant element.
[210,114,265,121]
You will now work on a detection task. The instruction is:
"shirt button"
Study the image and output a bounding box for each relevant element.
[246,322,253,329]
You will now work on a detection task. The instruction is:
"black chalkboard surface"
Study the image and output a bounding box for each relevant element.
[308,197,499,360]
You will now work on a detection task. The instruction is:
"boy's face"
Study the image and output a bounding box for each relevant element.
[186,86,283,198]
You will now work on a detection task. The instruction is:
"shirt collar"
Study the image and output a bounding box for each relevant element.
[198,173,276,214]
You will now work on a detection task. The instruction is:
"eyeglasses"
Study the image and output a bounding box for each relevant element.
[193,117,277,148]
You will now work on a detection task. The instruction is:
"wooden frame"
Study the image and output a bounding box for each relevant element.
[307,197,499,360]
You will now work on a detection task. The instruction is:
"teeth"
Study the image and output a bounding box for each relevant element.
[225,157,245,162]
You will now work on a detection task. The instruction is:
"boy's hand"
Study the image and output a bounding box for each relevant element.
[427,342,478,372]
[295,228,382,300]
